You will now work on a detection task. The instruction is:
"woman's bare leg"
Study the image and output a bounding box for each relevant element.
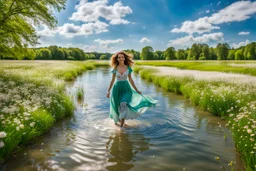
[120,118,125,127]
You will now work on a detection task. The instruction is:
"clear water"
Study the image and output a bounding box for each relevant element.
[0,68,244,171]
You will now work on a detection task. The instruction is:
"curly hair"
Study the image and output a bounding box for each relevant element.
[110,51,134,68]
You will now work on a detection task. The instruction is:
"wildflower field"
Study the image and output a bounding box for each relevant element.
[0,60,108,163]
[134,61,256,170]
[0,60,255,170]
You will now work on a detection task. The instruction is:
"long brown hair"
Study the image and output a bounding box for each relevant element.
[110,51,134,68]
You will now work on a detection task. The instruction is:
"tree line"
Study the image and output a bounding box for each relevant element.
[139,42,256,60]
[0,46,113,60]
[1,42,256,60]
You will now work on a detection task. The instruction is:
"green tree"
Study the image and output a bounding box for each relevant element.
[164,47,175,60]
[68,48,83,60]
[24,49,36,60]
[209,47,217,60]
[202,44,210,60]
[176,49,186,60]
[190,44,201,60]
[155,50,164,60]
[0,0,66,57]
[153,52,159,60]
[36,49,51,60]
[140,46,154,60]
[48,46,59,59]
[227,49,236,60]
[199,53,206,60]
[58,49,65,60]
[235,50,243,60]
[88,54,96,59]
[243,43,256,60]
[216,43,229,60]
[100,54,107,60]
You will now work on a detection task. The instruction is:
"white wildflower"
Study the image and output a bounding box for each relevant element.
[30,122,35,127]
[0,132,7,138]
[0,141,4,148]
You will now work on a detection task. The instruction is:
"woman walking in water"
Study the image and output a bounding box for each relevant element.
[106,51,157,128]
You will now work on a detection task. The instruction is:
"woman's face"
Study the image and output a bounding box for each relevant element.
[117,54,125,63]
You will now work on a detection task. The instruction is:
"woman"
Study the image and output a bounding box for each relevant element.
[106,51,157,128]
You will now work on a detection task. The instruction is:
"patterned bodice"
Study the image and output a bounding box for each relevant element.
[111,66,133,81]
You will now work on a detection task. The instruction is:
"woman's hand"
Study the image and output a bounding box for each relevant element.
[106,92,110,98]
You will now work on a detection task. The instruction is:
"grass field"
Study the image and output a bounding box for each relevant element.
[135,60,256,76]
[0,60,108,162]
[133,62,256,170]
[0,60,255,170]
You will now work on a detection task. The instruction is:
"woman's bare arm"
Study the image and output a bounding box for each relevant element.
[106,74,116,98]
[128,74,141,94]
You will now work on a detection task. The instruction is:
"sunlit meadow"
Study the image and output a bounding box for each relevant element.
[134,64,256,170]
[0,60,108,162]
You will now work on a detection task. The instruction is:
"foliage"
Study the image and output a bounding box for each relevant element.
[164,47,175,60]
[134,66,256,170]
[0,0,66,58]
[140,46,154,60]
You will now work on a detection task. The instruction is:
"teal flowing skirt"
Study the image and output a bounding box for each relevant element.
[109,80,157,123]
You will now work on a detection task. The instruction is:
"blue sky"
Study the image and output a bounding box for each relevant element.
[37,0,256,52]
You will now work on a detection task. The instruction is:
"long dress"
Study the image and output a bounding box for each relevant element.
[109,66,157,123]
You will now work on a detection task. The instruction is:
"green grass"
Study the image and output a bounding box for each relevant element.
[77,86,84,100]
[0,60,109,162]
[134,66,256,170]
[135,60,256,76]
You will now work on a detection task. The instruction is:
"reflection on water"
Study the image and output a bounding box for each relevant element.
[0,68,244,171]
[106,132,149,171]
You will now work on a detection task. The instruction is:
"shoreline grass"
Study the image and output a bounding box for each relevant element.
[0,60,109,163]
[135,60,256,76]
[133,66,256,170]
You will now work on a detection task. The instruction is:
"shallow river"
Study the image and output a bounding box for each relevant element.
[1,68,244,171]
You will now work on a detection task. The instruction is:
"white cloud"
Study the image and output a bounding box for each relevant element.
[238,31,250,35]
[110,19,130,25]
[58,21,108,38]
[36,25,57,37]
[139,37,151,43]
[217,1,221,5]
[83,45,97,52]
[205,10,210,13]
[171,17,220,34]
[171,1,256,34]
[69,0,132,25]
[168,32,224,47]
[231,39,251,48]
[94,39,124,48]
[209,1,256,24]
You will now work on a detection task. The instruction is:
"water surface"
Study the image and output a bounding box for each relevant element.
[0,68,244,171]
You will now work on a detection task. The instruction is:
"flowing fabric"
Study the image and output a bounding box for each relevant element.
[109,66,157,123]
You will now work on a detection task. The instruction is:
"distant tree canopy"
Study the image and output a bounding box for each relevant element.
[216,43,230,60]
[1,40,256,61]
[164,47,175,60]
[0,0,66,58]
[140,46,154,60]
